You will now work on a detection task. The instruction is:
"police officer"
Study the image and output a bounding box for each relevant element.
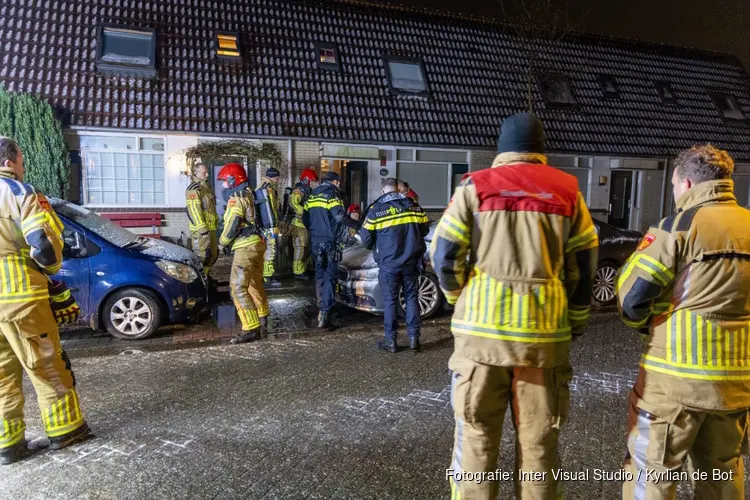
[430,114,598,499]
[303,171,358,329]
[289,168,318,280]
[0,137,91,464]
[617,145,750,500]
[185,163,218,275]
[360,179,429,353]
[257,167,281,286]
[217,163,269,343]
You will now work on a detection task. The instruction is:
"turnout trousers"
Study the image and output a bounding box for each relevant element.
[448,353,572,500]
[230,246,269,332]
[191,230,218,275]
[262,230,276,278]
[379,265,421,342]
[291,225,309,276]
[0,314,85,448]
[622,368,747,500]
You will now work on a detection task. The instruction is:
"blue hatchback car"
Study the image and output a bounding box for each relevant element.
[50,199,208,340]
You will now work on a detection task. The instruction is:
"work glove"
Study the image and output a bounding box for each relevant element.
[48,280,81,326]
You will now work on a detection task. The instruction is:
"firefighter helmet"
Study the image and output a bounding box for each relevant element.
[217,163,248,188]
[300,168,319,185]
[347,204,361,214]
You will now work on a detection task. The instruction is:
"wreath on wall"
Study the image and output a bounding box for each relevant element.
[182,140,282,173]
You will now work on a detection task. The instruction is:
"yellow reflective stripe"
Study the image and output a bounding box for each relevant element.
[437,221,469,245]
[306,199,342,209]
[618,253,673,289]
[565,224,598,253]
[642,355,750,381]
[676,308,683,364]
[21,212,47,233]
[0,291,50,303]
[444,214,469,234]
[44,261,62,274]
[371,215,427,230]
[232,236,262,250]
[440,215,470,244]
[452,319,571,343]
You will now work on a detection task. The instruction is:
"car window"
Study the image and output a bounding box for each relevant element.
[51,199,138,248]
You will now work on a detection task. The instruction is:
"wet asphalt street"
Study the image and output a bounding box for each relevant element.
[3,297,750,499]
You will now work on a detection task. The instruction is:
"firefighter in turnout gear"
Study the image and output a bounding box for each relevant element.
[218,163,270,343]
[256,167,281,286]
[430,114,598,500]
[290,168,318,279]
[0,137,91,465]
[617,145,750,500]
[303,171,358,329]
[360,178,429,353]
[185,163,218,275]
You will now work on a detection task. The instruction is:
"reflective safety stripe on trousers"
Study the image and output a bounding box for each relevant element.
[42,389,85,438]
[0,418,26,449]
[0,255,49,303]
[452,268,572,343]
[643,309,750,381]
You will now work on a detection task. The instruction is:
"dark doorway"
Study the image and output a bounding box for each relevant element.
[344,161,368,210]
[609,170,633,229]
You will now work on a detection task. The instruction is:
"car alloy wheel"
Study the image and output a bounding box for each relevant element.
[399,274,441,318]
[593,264,618,305]
[110,297,154,337]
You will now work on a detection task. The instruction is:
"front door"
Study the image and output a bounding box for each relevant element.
[609,170,633,229]
[345,161,368,210]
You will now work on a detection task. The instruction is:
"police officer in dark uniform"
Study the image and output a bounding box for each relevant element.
[360,178,429,352]
[303,171,358,329]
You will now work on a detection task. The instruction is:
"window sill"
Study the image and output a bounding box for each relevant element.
[96,63,157,80]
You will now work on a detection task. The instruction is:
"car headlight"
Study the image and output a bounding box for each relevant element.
[156,260,198,284]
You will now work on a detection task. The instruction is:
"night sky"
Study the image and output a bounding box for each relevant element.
[380,0,750,72]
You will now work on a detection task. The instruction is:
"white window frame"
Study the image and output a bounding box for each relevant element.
[78,132,169,209]
[396,147,470,209]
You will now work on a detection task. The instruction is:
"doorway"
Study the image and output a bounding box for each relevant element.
[609,170,633,229]
[344,161,368,210]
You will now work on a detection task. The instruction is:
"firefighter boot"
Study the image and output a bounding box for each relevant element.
[48,422,93,451]
[0,441,29,465]
[260,316,269,338]
[230,329,261,344]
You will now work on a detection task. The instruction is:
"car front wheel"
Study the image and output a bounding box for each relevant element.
[593,261,619,307]
[399,272,443,319]
[102,288,163,340]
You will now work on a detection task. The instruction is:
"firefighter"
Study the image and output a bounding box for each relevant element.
[217,163,269,343]
[430,114,598,499]
[289,168,318,280]
[256,167,281,286]
[397,180,419,203]
[185,163,218,275]
[617,144,750,500]
[303,171,358,329]
[0,137,91,465]
[360,178,429,353]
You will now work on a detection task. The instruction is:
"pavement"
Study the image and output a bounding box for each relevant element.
[4,289,750,498]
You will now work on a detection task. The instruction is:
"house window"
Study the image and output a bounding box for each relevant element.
[384,55,429,96]
[96,25,157,78]
[709,93,746,121]
[654,81,677,105]
[396,149,469,207]
[536,73,577,108]
[80,135,166,206]
[598,74,619,99]
[215,32,241,60]
[315,42,341,72]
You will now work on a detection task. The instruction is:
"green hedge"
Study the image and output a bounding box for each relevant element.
[0,87,69,198]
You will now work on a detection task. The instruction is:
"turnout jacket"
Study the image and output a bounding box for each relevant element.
[430,153,599,368]
[303,182,357,245]
[0,170,64,326]
[360,192,429,270]
[219,189,264,252]
[617,180,750,410]
[185,175,218,233]
[290,182,312,229]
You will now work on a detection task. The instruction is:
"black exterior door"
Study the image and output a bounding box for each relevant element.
[609,170,633,229]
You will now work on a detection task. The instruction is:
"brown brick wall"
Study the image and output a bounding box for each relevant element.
[291,141,321,184]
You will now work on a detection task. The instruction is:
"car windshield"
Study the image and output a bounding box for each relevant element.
[50,199,141,248]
